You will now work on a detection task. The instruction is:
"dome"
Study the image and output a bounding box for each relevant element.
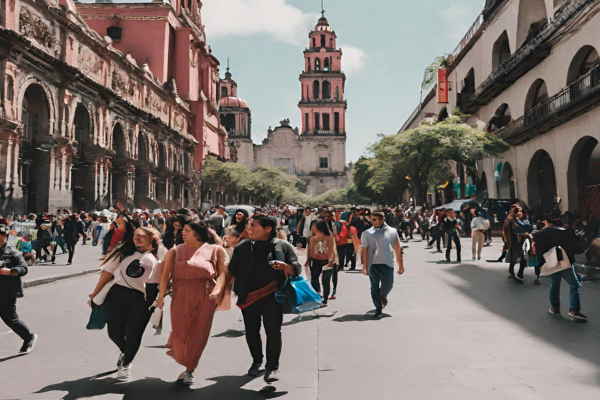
[219,96,249,109]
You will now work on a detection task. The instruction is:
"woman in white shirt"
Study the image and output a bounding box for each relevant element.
[88,226,162,381]
[470,210,488,261]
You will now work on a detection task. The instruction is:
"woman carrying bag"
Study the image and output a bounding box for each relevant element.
[228,215,301,383]
[87,227,162,381]
[155,221,231,386]
[305,220,335,306]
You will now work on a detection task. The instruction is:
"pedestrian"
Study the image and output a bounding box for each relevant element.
[88,226,162,381]
[0,225,38,354]
[361,212,405,319]
[533,214,586,320]
[504,207,532,283]
[156,221,230,385]
[305,220,336,306]
[36,223,53,263]
[228,215,302,383]
[162,216,185,250]
[440,209,462,263]
[471,210,487,261]
[296,208,315,249]
[64,214,84,265]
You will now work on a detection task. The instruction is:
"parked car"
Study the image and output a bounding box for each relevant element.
[224,205,256,218]
[481,198,529,232]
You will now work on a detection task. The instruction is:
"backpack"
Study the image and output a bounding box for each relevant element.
[335,224,349,247]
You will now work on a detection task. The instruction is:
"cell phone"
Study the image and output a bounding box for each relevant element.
[268,260,277,265]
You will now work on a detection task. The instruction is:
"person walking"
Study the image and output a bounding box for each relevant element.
[361,212,405,319]
[534,214,586,320]
[162,216,185,250]
[440,209,462,263]
[471,210,487,261]
[88,226,162,381]
[228,215,301,383]
[305,220,336,306]
[64,214,84,265]
[156,221,230,385]
[0,225,38,354]
[504,207,532,283]
[296,208,315,249]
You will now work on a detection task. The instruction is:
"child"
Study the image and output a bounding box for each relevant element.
[16,234,36,265]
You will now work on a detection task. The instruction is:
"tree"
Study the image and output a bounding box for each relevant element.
[356,116,510,206]
[421,54,455,91]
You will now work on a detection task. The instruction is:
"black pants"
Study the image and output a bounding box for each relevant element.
[429,231,446,250]
[508,246,526,279]
[337,244,355,269]
[241,294,283,371]
[66,241,76,263]
[310,259,328,293]
[37,243,51,260]
[446,232,461,261]
[105,284,158,365]
[0,297,32,342]
[332,264,338,293]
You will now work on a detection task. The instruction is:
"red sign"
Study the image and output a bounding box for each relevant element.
[437,69,449,103]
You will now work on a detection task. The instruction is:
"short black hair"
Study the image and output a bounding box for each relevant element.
[252,215,277,239]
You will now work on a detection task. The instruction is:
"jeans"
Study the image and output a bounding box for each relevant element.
[337,244,355,269]
[446,232,461,261]
[549,267,581,312]
[368,264,394,309]
[0,297,32,342]
[241,294,283,371]
[93,225,103,246]
[105,284,158,365]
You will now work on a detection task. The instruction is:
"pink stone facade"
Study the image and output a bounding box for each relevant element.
[0,0,229,213]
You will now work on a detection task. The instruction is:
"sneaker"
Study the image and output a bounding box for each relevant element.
[264,370,279,383]
[380,296,388,309]
[182,371,194,385]
[425,245,433,249]
[549,308,561,315]
[456,259,461,264]
[116,353,125,368]
[374,308,383,319]
[19,333,38,354]
[436,250,443,253]
[569,311,588,321]
[445,258,451,263]
[116,363,131,381]
[329,295,336,300]
[247,363,261,377]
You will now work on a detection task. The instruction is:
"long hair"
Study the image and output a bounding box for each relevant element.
[508,207,522,226]
[101,215,137,265]
[185,220,215,244]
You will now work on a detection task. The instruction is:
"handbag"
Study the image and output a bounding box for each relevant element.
[540,246,572,276]
[86,303,107,330]
[275,275,323,314]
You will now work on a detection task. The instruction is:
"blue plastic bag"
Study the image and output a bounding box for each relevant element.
[275,276,322,314]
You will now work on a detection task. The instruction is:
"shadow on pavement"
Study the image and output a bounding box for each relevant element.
[212,329,245,338]
[445,264,600,384]
[282,311,337,326]
[0,353,27,363]
[332,312,390,322]
[35,372,288,400]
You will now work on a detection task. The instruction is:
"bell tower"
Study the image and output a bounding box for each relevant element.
[298,6,346,136]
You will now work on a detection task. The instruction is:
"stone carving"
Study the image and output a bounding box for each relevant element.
[145,90,167,121]
[78,46,103,82]
[174,112,186,133]
[112,69,136,97]
[19,8,54,48]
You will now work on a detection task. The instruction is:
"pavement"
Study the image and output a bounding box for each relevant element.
[1,238,600,399]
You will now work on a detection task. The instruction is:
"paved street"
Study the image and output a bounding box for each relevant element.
[1,240,600,400]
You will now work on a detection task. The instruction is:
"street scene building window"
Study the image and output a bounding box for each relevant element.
[319,157,328,168]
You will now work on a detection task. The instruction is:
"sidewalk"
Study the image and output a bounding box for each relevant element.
[22,242,103,288]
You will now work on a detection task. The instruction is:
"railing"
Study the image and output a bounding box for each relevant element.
[499,62,600,139]
[451,14,484,58]
[463,0,590,110]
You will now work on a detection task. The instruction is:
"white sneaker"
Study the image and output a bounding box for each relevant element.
[117,363,131,381]
[182,371,194,385]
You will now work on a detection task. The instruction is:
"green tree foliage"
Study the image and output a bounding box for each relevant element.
[421,54,455,91]
[354,116,510,205]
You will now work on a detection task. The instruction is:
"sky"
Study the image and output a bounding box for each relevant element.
[203,0,486,162]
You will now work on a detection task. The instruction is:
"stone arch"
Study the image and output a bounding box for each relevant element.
[72,104,94,212]
[315,58,321,71]
[492,31,511,71]
[567,136,600,215]
[17,77,56,134]
[112,123,127,159]
[488,103,512,131]
[524,79,549,113]
[322,80,331,99]
[498,162,515,199]
[158,142,167,169]
[527,150,557,213]
[477,171,489,200]
[73,104,91,158]
[138,133,148,162]
[458,68,475,105]
[516,0,548,48]
[566,45,600,85]
[437,107,448,122]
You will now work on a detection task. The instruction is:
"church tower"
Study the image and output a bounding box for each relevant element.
[299,9,346,136]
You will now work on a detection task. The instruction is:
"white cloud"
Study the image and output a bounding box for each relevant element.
[339,43,367,76]
[202,0,317,46]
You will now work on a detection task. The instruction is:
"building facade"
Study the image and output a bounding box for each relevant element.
[0,0,228,214]
[225,12,349,196]
[401,0,600,218]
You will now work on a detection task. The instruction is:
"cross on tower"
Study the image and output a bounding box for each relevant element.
[321,0,325,17]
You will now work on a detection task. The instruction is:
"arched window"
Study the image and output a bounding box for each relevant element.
[329,38,333,48]
[488,104,511,130]
[5,76,13,102]
[458,68,475,105]
[438,107,449,122]
[312,37,316,48]
[492,31,511,70]
[74,105,90,158]
[313,80,320,99]
[524,79,549,113]
[516,0,547,47]
[315,58,321,71]
[320,34,326,47]
[221,87,228,98]
[112,123,127,159]
[308,57,311,71]
[324,58,330,71]
[322,81,331,99]
[566,45,600,85]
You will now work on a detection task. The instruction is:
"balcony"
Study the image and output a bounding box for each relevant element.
[451,14,484,59]
[303,130,344,136]
[498,62,600,145]
[298,99,347,108]
[459,0,590,114]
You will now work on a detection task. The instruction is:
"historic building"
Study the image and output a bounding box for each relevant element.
[401,0,600,217]
[225,11,349,196]
[0,0,228,214]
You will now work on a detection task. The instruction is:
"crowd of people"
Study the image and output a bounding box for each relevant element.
[0,198,597,388]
